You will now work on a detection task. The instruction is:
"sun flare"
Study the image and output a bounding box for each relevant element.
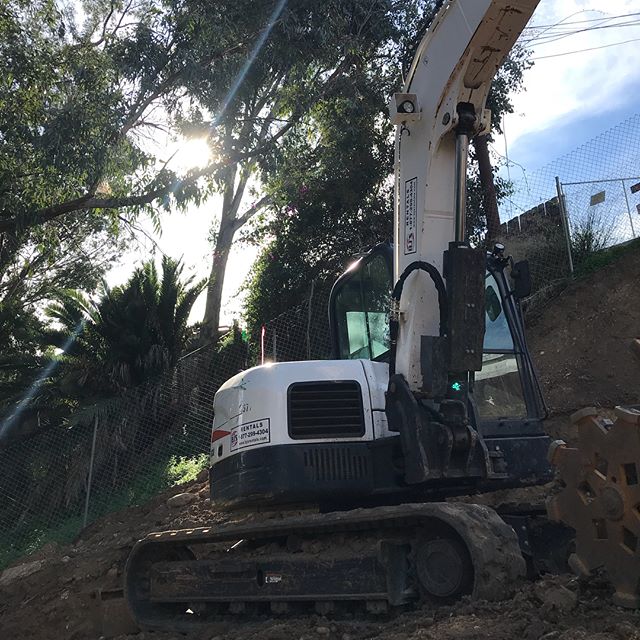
[173,137,212,172]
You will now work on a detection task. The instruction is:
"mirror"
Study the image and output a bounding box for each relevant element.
[486,285,502,322]
[511,260,532,299]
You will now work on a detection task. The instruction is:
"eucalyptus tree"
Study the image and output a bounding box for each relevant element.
[242,3,533,332]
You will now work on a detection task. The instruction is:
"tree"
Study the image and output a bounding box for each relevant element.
[243,5,534,330]
[165,0,417,342]
[242,0,438,334]
[45,256,206,395]
[0,0,435,346]
[0,256,204,439]
[471,44,533,244]
[243,67,396,334]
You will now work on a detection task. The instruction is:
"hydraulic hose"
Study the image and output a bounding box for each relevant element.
[389,261,447,377]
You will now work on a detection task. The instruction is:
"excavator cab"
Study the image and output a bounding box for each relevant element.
[329,242,549,486]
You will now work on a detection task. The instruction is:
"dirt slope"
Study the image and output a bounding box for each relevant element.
[528,245,640,421]
[2,247,640,640]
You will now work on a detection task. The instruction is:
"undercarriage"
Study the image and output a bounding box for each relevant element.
[125,502,568,632]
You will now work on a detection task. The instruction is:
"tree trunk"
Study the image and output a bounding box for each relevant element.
[201,225,234,344]
[474,134,501,244]
[200,160,244,344]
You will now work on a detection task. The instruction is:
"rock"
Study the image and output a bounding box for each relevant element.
[525,620,546,640]
[40,542,59,557]
[204,498,212,507]
[316,626,330,635]
[106,566,118,579]
[0,560,43,587]
[197,468,209,483]
[167,492,196,508]
[342,634,352,640]
[614,622,640,640]
[543,585,578,612]
[61,556,71,564]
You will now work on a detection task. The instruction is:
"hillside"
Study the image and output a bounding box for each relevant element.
[1,246,640,640]
[527,243,640,440]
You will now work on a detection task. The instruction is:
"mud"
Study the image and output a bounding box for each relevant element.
[2,247,640,639]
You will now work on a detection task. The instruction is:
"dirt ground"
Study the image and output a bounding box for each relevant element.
[1,247,640,640]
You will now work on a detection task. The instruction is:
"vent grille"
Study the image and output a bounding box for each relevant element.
[288,381,365,439]
[303,447,369,482]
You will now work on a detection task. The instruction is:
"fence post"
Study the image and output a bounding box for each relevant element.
[83,414,99,528]
[306,280,315,360]
[621,179,636,238]
[555,176,575,275]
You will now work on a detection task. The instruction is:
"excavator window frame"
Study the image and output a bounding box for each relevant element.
[328,244,546,435]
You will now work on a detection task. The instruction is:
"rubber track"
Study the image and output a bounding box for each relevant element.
[125,502,525,629]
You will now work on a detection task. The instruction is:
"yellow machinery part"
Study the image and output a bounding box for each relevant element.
[547,406,640,608]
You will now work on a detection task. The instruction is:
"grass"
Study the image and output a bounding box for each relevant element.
[0,452,209,572]
[573,236,640,277]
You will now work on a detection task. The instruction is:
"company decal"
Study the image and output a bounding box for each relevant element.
[211,429,230,443]
[265,572,282,584]
[230,418,271,451]
[404,177,418,255]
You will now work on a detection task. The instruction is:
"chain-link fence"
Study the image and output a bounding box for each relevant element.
[260,286,332,363]
[3,114,640,570]
[0,293,333,570]
[497,113,640,302]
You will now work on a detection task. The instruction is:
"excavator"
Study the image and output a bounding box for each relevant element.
[123,0,640,630]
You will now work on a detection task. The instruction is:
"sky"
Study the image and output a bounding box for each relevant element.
[108,0,640,327]
[496,1,640,170]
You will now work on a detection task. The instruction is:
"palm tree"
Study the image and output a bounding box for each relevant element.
[45,256,205,396]
[0,257,207,515]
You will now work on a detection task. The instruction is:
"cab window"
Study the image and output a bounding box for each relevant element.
[334,254,391,360]
[472,273,527,419]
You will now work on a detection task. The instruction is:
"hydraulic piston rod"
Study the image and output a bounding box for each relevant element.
[453,103,477,243]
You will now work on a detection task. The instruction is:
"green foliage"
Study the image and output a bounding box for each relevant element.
[166,454,208,485]
[44,255,206,399]
[570,210,613,268]
[0,451,208,570]
[573,236,640,277]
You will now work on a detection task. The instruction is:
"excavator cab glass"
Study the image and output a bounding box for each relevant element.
[330,244,393,361]
[329,244,545,426]
[474,272,528,419]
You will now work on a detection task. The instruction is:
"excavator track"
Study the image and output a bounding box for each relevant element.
[125,502,525,631]
[547,406,640,608]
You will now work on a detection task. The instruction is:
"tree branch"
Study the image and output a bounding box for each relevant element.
[232,194,271,233]
[0,54,351,235]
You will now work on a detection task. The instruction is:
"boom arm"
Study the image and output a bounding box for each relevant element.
[391,0,539,391]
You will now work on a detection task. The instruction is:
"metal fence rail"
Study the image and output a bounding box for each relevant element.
[497,113,640,296]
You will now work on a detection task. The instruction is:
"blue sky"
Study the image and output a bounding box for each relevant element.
[498,0,640,172]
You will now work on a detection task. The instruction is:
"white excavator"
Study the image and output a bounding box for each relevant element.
[123,0,639,629]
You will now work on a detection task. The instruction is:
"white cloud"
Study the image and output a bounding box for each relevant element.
[499,0,640,150]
